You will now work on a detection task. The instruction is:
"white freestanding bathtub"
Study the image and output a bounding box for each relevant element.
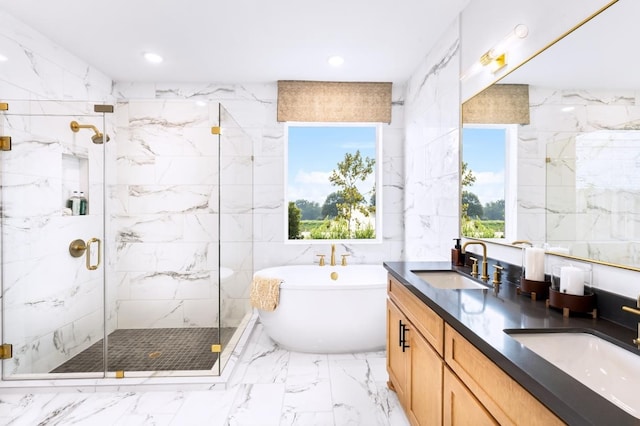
[254,264,387,353]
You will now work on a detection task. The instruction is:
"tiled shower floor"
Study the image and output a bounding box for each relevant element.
[51,327,236,373]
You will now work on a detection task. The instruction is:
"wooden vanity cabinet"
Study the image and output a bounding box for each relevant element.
[387,274,565,426]
[444,324,564,426]
[387,277,444,426]
[443,367,498,426]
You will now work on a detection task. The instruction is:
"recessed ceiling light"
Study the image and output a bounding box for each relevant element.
[561,106,575,113]
[195,100,207,107]
[0,54,8,62]
[328,55,344,67]
[143,52,163,64]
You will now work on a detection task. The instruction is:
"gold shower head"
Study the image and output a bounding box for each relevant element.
[70,120,110,144]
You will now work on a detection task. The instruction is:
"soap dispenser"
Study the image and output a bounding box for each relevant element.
[452,238,464,266]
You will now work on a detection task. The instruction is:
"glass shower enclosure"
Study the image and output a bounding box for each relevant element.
[0,99,252,380]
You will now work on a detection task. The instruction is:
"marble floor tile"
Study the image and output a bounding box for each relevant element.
[284,379,333,412]
[280,410,335,426]
[329,358,393,426]
[170,389,239,425]
[227,383,285,426]
[0,322,409,426]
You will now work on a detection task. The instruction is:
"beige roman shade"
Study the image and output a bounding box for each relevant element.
[462,84,530,125]
[277,80,392,123]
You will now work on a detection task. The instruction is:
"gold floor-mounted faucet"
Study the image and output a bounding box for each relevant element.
[462,241,489,281]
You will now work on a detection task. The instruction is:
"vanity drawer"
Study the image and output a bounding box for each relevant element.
[444,324,564,426]
[388,275,444,355]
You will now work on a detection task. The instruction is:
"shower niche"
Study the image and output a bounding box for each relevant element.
[61,151,89,215]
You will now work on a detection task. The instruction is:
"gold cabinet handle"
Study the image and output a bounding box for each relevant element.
[86,237,101,270]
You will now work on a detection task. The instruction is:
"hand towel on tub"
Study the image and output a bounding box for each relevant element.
[250,276,282,311]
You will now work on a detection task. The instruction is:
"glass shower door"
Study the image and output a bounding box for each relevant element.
[0,101,107,379]
[218,104,253,370]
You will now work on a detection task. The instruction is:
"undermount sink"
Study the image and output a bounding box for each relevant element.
[506,330,640,419]
[411,271,488,290]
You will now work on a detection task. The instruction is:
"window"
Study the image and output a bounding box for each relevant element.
[285,122,382,242]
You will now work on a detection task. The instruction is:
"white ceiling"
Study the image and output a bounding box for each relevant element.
[0,0,470,85]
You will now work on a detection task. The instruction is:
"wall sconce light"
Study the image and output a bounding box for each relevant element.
[461,24,528,80]
[480,24,529,72]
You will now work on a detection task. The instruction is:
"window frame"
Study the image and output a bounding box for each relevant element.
[284,121,383,244]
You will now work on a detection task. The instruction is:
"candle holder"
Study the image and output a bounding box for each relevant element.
[546,263,596,318]
[517,276,551,301]
[516,246,550,301]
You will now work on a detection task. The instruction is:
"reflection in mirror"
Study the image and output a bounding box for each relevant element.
[461,0,640,269]
[461,126,507,239]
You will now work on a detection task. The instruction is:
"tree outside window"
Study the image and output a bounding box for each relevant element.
[286,123,381,242]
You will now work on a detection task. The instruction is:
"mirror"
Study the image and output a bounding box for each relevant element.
[462,0,640,270]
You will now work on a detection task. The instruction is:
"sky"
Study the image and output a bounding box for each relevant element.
[287,125,377,205]
[462,127,506,204]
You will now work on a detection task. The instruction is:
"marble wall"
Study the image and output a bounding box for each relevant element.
[113,100,224,329]
[403,18,461,261]
[114,82,406,308]
[0,11,114,375]
[112,100,254,329]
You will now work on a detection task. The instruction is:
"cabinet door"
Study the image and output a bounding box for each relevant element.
[443,367,498,426]
[407,324,443,426]
[387,299,408,408]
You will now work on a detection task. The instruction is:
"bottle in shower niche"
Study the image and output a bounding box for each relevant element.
[78,191,88,215]
[70,191,81,216]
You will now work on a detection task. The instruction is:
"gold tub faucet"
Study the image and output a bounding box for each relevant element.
[330,244,336,266]
[462,241,489,281]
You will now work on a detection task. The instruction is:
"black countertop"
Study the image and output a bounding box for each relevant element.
[384,261,640,426]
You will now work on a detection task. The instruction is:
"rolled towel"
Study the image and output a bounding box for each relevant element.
[250,276,282,311]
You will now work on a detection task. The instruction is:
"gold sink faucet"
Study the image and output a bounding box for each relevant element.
[462,241,489,281]
[622,294,640,348]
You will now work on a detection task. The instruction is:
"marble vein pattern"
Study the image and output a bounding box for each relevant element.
[522,86,640,264]
[403,19,460,261]
[0,322,408,426]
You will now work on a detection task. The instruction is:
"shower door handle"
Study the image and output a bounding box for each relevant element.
[85,237,101,270]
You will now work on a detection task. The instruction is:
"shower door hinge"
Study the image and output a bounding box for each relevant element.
[94,104,114,113]
[211,344,221,353]
[211,126,221,135]
[0,136,11,151]
[0,102,8,111]
[0,344,12,359]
